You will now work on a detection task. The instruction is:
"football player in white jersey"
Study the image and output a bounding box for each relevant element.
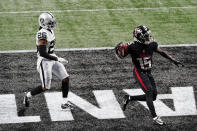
[23,12,73,110]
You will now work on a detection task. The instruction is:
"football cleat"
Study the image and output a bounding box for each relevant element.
[153,116,165,125]
[122,95,131,111]
[23,92,30,107]
[61,101,74,110]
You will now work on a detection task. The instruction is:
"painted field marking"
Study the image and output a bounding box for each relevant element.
[124,87,197,116]
[0,44,197,54]
[45,90,125,121]
[0,94,40,124]
[1,6,197,14]
[0,87,196,123]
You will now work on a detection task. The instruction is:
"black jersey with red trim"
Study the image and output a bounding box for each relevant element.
[127,41,158,71]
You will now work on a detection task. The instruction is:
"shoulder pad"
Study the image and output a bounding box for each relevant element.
[150,41,158,45]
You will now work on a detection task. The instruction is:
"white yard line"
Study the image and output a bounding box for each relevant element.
[0,44,197,54]
[0,6,197,14]
[159,44,197,47]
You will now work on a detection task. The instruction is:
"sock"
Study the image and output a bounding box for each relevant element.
[26,92,32,98]
[146,91,157,118]
[63,98,69,103]
[62,78,69,98]
[30,85,44,96]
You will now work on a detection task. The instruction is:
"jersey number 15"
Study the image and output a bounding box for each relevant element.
[137,56,152,70]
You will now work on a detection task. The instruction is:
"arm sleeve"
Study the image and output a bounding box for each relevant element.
[127,42,134,53]
[151,42,158,51]
[38,45,58,61]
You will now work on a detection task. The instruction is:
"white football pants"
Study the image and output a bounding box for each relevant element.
[38,60,69,89]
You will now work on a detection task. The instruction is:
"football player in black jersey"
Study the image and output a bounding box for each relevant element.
[115,25,184,125]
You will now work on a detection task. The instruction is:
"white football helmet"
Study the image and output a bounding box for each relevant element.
[38,12,56,30]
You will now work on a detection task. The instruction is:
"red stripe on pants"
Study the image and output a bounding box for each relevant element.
[134,67,148,91]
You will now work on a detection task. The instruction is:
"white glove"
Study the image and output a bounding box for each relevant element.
[57,57,68,64]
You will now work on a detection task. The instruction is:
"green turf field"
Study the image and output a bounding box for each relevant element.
[0,0,197,50]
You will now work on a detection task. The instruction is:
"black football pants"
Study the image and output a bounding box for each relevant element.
[132,67,157,118]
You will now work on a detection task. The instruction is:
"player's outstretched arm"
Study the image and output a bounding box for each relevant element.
[156,47,184,67]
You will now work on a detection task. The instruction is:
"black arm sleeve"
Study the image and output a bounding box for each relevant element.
[127,42,134,54]
[38,45,58,61]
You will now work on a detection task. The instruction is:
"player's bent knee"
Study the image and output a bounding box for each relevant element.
[42,86,48,91]
[62,77,69,82]
[146,90,154,98]
[62,77,69,88]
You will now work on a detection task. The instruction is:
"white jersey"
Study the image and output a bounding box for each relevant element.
[36,28,56,59]
[36,28,57,70]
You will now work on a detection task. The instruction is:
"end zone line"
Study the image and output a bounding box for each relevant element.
[0,44,197,54]
[1,6,197,14]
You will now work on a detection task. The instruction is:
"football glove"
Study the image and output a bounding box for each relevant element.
[57,57,68,64]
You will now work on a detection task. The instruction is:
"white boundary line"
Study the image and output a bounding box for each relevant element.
[1,6,197,14]
[159,43,197,47]
[0,44,197,54]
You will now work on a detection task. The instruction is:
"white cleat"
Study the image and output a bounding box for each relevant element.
[23,92,30,107]
[153,116,165,125]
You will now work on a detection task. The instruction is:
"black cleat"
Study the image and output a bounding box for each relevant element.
[122,95,131,111]
[153,116,165,125]
[23,92,30,107]
[61,101,74,110]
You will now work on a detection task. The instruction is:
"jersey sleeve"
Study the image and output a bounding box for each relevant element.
[151,41,158,51]
[127,42,134,53]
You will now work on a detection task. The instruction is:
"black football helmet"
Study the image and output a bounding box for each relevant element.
[115,42,128,59]
[133,25,153,45]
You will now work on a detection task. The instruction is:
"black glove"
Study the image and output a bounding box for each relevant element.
[174,60,184,67]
